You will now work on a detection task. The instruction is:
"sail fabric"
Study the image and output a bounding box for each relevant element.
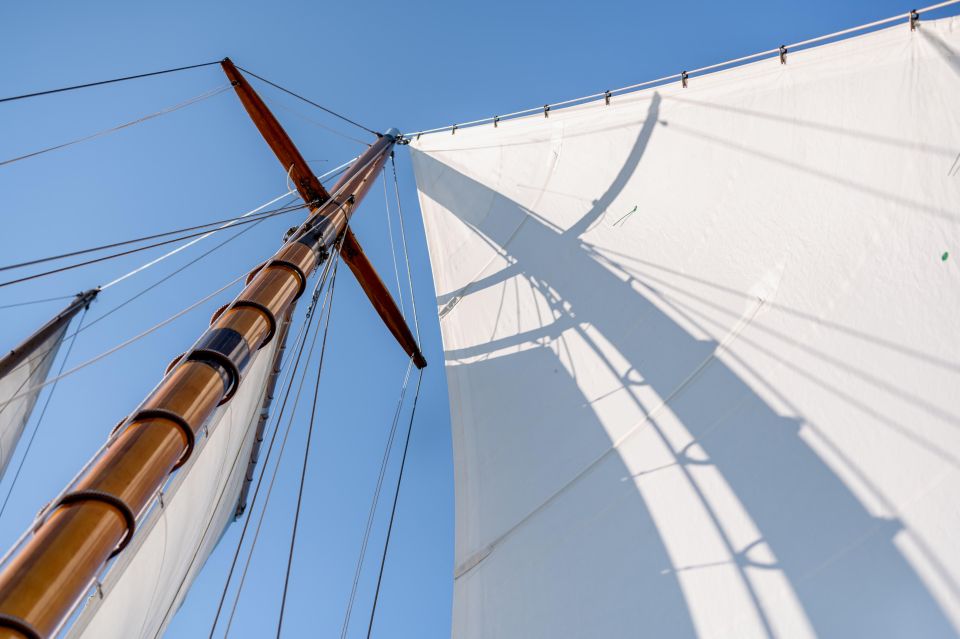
[0,322,69,478]
[68,335,283,639]
[412,16,960,639]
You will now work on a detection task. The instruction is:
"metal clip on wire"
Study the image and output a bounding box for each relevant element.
[779,45,788,65]
[910,9,920,30]
[605,90,612,105]
[543,104,550,118]
[681,71,689,88]
[494,115,500,128]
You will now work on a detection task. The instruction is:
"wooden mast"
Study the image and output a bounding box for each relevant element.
[0,62,421,639]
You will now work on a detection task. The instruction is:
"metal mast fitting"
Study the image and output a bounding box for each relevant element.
[0,60,419,639]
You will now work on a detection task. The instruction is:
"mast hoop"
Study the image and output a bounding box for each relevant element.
[128,408,196,469]
[55,490,136,557]
[231,300,278,348]
[0,613,42,639]
[264,259,308,300]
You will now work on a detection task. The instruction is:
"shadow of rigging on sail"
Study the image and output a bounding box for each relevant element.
[412,90,956,636]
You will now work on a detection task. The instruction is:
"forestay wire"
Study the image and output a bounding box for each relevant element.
[276,256,341,639]
[206,254,331,638]
[0,85,232,168]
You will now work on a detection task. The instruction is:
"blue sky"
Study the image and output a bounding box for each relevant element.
[0,1,954,637]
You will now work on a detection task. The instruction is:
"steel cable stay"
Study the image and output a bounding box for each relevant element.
[234,64,379,137]
[0,60,223,105]
[0,269,252,412]
[0,200,309,273]
[0,85,233,168]
[0,203,304,289]
[216,248,342,639]
[390,154,421,344]
[381,167,405,320]
[0,295,77,310]
[341,156,424,637]
[276,256,341,639]
[0,306,89,521]
[0,214,281,387]
[204,274,324,639]
[365,368,425,639]
[338,359,414,639]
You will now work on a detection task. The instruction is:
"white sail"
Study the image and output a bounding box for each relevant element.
[412,15,960,639]
[67,320,287,639]
[0,298,83,479]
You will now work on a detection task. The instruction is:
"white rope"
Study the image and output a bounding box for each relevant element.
[0,271,247,410]
[381,167,405,318]
[100,190,296,290]
[403,0,960,138]
[390,155,421,344]
[100,158,360,291]
[0,85,233,168]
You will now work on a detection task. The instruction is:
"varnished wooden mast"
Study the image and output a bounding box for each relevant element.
[0,63,419,639]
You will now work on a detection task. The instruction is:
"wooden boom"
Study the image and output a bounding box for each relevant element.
[0,63,419,639]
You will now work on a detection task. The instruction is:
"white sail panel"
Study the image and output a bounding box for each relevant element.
[412,16,960,639]
[68,332,283,639]
[0,323,69,478]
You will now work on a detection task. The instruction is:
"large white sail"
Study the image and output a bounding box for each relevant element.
[0,293,93,479]
[67,317,288,639]
[412,15,960,639]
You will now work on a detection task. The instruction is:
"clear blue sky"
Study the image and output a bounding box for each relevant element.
[0,1,952,637]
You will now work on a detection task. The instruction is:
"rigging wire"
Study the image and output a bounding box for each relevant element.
[0,200,306,273]
[235,65,379,137]
[390,154,421,344]
[0,85,232,168]
[0,60,223,105]
[338,360,413,639]
[381,167,405,319]
[262,95,371,147]
[276,257,340,639]
[0,204,303,289]
[211,245,343,639]
[206,272,323,639]
[0,295,76,310]
[0,306,88,521]
[0,269,249,411]
[0,210,286,385]
[365,369,425,639]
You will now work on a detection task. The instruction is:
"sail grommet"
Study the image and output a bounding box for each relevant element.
[232,300,278,348]
[779,45,788,64]
[56,490,137,557]
[0,613,43,639]
[189,328,252,403]
[130,408,196,468]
